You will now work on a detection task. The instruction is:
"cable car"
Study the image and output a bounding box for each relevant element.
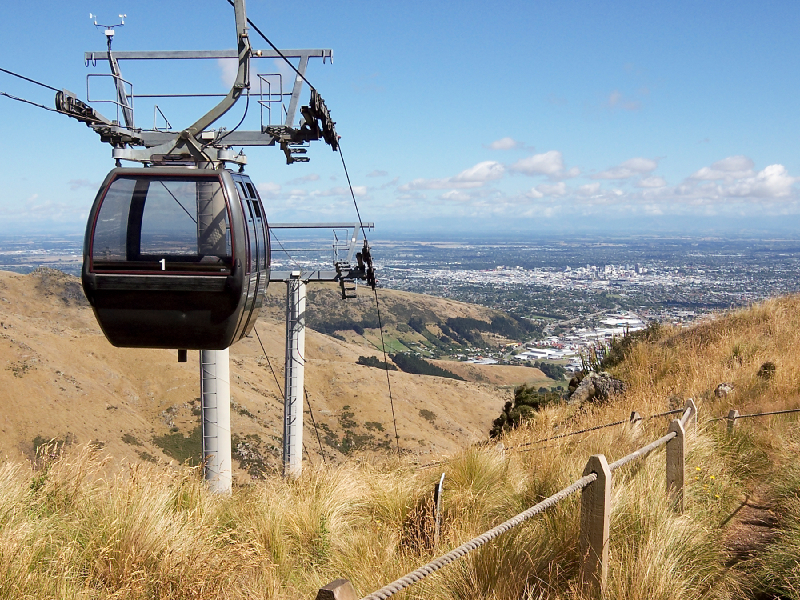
[81,166,270,349]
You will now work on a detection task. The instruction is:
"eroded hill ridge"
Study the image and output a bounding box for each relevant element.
[0,268,552,479]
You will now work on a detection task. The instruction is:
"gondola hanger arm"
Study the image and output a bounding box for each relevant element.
[183,0,251,140]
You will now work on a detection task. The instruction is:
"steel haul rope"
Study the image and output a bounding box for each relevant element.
[0,91,58,112]
[229,0,401,453]
[0,67,59,91]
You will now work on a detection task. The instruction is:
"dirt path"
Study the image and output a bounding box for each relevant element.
[722,492,779,566]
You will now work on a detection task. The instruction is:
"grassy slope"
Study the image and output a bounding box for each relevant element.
[0,269,552,476]
[2,278,800,598]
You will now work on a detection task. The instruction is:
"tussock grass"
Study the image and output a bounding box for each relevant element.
[4,296,800,598]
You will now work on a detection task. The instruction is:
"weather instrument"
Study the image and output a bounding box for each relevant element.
[48,0,377,488]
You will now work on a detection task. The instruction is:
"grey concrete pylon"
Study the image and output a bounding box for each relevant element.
[283,275,306,478]
[200,348,233,493]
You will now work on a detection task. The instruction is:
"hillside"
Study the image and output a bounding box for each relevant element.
[0,269,550,478]
[3,292,800,598]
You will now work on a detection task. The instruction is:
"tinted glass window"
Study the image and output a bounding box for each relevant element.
[91,175,232,273]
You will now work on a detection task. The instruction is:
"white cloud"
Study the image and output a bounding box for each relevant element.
[578,182,601,196]
[690,155,755,181]
[217,58,239,88]
[536,182,568,197]
[399,161,504,191]
[452,161,505,183]
[257,182,281,197]
[399,178,481,191]
[312,186,367,197]
[637,176,667,188]
[593,157,658,180]
[367,170,388,178]
[395,191,426,201]
[286,173,320,185]
[725,164,796,198]
[526,188,543,199]
[380,176,399,190]
[487,137,523,150]
[68,179,98,191]
[439,190,473,202]
[510,150,565,176]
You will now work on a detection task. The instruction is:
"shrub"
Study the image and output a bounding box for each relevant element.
[389,353,464,380]
[490,384,563,438]
[356,356,398,371]
[533,360,567,380]
[757,361,776,380]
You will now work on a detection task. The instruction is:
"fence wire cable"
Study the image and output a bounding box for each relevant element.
[510,407,684,450]
[364,412,697,599]
[609,431,676,472]
[708,407,800,422]
[359,473,597,600]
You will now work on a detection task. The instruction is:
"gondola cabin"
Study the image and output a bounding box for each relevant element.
[82,167,269,349]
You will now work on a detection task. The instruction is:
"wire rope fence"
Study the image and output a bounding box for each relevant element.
[707,406,800,434]
[307,398,800,600]
[310,399,700,600]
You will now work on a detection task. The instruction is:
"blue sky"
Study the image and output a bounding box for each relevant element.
[1,0,799,237]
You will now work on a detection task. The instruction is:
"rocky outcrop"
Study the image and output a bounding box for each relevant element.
[567,371,627,406]
[714,382,735,398]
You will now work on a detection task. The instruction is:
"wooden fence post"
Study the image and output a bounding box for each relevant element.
[684,398,698,434]
[316,579,357,600]
[580,454,611,596]
[433,472,445,547]
[726,409,739,435]
[629,411,642,432]
[666,419,685,513]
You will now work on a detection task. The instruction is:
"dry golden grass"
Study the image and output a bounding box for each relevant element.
[3,296,800,599]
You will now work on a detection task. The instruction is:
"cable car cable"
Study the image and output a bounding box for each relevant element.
[337,144,370,241]
[254,326,285,398]
[304,390,327,463]
[337,141,401,454]
[256,324,326,463]
[269,230,302,270]
[159,181,198,224]
[0,91,58,112]
[223,0,316,92]
[0,67,59,92]
[230,0,401,454]
[372,286,401,455]
[303,441,314,466]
